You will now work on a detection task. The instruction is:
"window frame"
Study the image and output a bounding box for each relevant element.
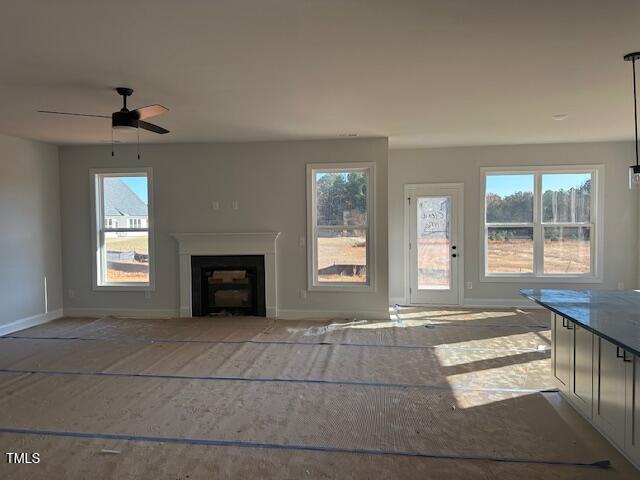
[306,162,376,292]
[479,164,604,283]
[90,167,155,291]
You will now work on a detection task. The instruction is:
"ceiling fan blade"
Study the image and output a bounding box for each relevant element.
[131,104,168,120]
[138,120,169,134]
[37,110,110,118]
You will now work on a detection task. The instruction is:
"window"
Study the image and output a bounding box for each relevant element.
[481,166,602,281]
[307,163,375,290]
[91,168,154,289]
[128,218,143,229]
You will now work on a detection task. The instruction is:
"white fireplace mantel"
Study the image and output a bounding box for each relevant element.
[171,232,280,317]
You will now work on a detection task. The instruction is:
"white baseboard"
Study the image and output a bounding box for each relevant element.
[388,298,541,309]
[62,299,540,322]
[0,309,64,336]
[63,308,179,319]
[463,298,542,309]
[276,308,390,320]
[389,297,406,306]
[66,308,387,321]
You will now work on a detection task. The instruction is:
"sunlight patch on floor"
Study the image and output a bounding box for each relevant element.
[435,347,514,366]
[389,308,520,322]
[452,389,532,409]
[439,330,552,351]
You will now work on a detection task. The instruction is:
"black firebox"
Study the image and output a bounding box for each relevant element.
[191,255,266,317]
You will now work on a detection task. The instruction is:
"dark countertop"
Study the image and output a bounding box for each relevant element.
[520,289,640,357]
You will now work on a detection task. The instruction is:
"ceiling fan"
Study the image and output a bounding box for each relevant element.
[38,87,170,134]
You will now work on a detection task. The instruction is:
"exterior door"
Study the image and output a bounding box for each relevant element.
[406,184,462,305]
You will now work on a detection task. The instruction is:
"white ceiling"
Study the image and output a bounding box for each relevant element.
[1,0,639,148]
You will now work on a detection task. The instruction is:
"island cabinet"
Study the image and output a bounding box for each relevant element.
[551,312,639,468]
[551,313,571,393]
[570,322,595,419]
[522,289,640,470]
[623,353,639,464]
[551,314,593,418]
[593,336,629,450]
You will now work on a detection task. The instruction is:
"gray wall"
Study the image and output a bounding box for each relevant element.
[0,133,62,327]
[60,138,389,318]
[389,142,638,303]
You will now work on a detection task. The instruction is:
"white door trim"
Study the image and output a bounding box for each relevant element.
[403,183,464,306]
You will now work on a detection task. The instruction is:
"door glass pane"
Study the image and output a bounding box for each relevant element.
[317,229,367,283]
[544,226,591,273]
[105,232,149,283]
[542,173,591,223]
[487,227,534,273]
[417,196,451,290]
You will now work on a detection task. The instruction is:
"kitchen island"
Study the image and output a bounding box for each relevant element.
[521,289,640,470]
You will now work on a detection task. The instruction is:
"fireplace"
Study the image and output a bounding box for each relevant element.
[191,255,266,317]
[172,232,280,318]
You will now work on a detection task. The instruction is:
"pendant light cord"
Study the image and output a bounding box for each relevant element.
[633,57,639,166]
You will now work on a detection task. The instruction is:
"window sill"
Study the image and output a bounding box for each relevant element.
[93,284,155,292]
[480,275,602,284]
[308,283,376,293]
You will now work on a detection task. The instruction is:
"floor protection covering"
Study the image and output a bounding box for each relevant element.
[0,309,636,479]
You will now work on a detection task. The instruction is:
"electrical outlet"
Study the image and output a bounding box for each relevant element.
[68,289,75,299]
[212,200,220,210]
[300,289,307,299]
[466,281,473,290]
[618,281,625,290]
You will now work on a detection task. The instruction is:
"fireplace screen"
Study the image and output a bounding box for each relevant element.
[191,256,265,317]
[207,270,251,312]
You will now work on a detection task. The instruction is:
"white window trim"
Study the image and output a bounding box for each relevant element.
[479,164,604,283]
[89,167,156,291]
[306,162,376,292]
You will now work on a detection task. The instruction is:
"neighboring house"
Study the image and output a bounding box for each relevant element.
[104,178,148,236]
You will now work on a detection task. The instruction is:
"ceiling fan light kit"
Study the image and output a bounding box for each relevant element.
[624,51,640,189]
[38,86,170,158]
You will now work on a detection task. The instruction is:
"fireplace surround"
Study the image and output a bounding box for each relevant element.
[172,232,280,317]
